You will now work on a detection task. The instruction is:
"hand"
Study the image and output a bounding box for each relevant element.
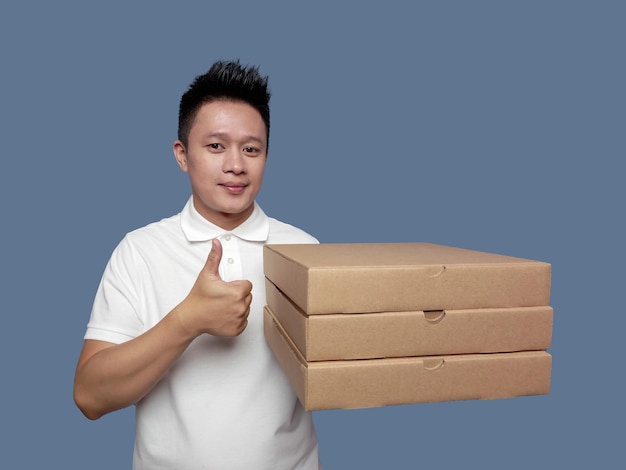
[176,238,252,338]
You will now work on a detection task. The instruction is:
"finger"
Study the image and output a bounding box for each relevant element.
[237,318,249,336]
[203,238,223,280]
[231,279,253,295]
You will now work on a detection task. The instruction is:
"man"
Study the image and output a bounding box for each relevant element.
[74,60,321,469]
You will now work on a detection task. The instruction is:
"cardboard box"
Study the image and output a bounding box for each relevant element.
[264,307,552,411]
[264,243,551,314]
[265,279,553,361]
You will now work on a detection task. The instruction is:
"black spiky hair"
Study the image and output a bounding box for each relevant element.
[177,60,271,147]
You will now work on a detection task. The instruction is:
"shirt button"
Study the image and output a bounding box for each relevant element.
[224,234,231,241]
[227,258,234,264]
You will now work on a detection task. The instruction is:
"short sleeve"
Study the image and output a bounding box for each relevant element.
[84,237,145,344]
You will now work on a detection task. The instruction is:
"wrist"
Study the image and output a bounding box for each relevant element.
[170,301,203,342]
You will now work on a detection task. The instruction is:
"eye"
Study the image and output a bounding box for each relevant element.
[243,146,260,156]
[206,143,224,152]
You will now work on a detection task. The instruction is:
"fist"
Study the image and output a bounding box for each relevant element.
[177,238,253,337]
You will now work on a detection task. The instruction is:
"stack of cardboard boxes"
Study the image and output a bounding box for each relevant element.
[263,242,553,411]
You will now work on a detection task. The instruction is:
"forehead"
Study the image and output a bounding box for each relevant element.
[190,99,266,139]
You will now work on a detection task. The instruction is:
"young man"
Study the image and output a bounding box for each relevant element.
[74,60,321,469]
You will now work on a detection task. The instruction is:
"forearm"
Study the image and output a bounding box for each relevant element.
[74,306,194,420]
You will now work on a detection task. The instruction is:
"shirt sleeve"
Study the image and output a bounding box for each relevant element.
[84,236,145,344]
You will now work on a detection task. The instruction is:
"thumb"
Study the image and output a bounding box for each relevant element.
[203,238,223,280]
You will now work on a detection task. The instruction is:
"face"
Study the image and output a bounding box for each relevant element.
[174,100,268,230]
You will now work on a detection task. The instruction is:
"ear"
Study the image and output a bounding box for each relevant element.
[173,140,189,172]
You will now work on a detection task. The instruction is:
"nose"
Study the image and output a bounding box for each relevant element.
[222,148,246,174]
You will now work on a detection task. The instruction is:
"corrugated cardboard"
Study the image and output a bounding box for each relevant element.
[265,278,553,361]
[264,307,552,411]
[264,242,551,314]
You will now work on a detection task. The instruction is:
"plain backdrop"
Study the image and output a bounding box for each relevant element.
[1,1,623,468]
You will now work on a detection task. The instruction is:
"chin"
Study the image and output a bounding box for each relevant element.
[220,202,255,216]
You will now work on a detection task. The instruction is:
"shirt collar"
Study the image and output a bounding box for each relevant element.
[180,197,270,242]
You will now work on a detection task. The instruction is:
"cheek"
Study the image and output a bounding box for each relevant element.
[251,160,267,182]
[188,158,221,180]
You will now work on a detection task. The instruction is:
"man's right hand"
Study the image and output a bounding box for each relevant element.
[175,238,252,338]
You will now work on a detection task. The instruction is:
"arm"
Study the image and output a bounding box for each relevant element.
[73,239,252,420]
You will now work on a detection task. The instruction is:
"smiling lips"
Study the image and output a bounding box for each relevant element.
[221,182,248,194]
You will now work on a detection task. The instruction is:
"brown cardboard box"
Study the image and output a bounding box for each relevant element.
[264,243,551,314]
[265,278,553,361]
[264,307,552,411]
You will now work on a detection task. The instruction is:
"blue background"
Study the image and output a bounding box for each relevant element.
[1,1,623,468]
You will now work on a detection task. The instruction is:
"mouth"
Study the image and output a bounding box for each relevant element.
[221,182,248,194]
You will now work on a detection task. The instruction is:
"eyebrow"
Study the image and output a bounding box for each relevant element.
[204,132,265,144]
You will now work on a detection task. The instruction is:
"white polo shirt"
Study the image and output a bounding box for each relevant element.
[85,198,320,470]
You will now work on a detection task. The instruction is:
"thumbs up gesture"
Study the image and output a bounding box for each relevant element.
[176,238,253,337]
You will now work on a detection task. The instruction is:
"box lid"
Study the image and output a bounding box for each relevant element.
[265,278,553,361]
[264,242,551,314]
